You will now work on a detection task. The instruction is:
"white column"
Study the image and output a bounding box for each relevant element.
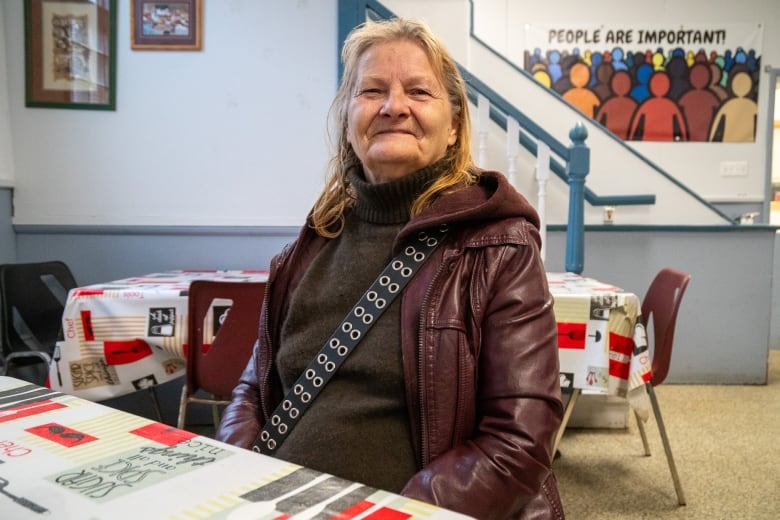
[477,94,489,168]
[506,117,519,187]
[535,140,551,263]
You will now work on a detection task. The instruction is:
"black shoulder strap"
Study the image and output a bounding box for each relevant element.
[252,224,448,454]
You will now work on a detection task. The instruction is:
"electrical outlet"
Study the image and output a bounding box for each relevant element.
[720,161,748,177]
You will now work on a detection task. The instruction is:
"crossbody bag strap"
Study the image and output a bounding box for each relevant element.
[252,224,448,454]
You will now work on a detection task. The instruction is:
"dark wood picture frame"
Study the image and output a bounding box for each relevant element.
[24,0,117,110]
[130,0,202,51]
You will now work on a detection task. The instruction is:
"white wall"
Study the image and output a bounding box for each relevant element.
[2,0,337,226]
[3,0,778,227]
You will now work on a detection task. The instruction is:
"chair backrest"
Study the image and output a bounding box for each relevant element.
[186,280,266,400]
[0,261,78,358]
[640,268,691,387]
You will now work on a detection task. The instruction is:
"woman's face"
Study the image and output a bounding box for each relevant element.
[347,40,458,184]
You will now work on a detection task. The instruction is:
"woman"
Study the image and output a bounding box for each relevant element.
[217,18,564,519]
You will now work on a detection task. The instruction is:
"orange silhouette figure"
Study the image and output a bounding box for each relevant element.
[562,62,601,117]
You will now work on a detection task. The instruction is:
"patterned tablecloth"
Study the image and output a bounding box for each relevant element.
[548,272,652,419]
[48,270,268,402]
[0,376,473,519]
[47,270,651,418]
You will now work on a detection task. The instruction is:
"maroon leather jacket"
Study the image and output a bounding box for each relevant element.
[217,171,564,519]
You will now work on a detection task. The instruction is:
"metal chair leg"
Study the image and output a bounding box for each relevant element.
[148,386,164,423]
[177,384,188,429]
[210,397,221,429]
[553,388,581,456]
[648,385,687,506]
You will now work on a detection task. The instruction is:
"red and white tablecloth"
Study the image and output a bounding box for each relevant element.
[48,270,268,402]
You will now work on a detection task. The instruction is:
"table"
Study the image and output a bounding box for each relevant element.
[0,376,472,519]
[49,271,650,418]
[547,272,651,449]
[49,270,269,402]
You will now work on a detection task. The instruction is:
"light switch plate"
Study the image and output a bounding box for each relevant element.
[720,161,749,177]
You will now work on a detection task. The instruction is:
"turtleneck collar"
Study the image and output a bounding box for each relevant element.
[348,161,447,224]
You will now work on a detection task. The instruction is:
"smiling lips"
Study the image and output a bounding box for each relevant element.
[373,127,417,137]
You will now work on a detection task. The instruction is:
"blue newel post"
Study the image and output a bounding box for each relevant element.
[565,122,589,274]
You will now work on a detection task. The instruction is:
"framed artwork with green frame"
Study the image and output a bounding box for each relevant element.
[24,0,117,110]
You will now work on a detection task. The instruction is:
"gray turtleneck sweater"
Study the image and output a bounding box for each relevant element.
[274,165,442,492]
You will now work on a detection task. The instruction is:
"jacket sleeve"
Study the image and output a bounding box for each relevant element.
[214,338,265,449]
[401,238,564,519]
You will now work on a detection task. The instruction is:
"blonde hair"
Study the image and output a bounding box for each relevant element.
[311,18,477,237]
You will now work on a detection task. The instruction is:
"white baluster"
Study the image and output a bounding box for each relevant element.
[506,117,519,187]
[535,140,551,263]
[477,94,489,167]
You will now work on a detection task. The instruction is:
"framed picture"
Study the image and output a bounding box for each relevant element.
[131,0,202,51]
[24,0,117,110]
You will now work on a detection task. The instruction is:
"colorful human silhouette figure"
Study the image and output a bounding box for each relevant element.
[611,47,628,71]
[595,71,638,139]
[709,71,758,142]
[593,61,615,101]
[678,63,721,141]
[628,72,688,141]
[553,53,581,94]
[533,68,552,88]
[652,50,666,71]
[547,50,563,84]
[562,62,601,117]
[589,51,603,87]
[631,63,653,103]
[708,62,729,101]
[527,47,544,69]
[666,54,690,101]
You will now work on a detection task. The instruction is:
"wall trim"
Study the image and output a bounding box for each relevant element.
[13,224,302,236]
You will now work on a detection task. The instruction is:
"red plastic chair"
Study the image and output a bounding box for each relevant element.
[634,267,691,506]
[177,280,265,430]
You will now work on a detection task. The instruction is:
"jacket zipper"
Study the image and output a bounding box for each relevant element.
[416,252,449,468]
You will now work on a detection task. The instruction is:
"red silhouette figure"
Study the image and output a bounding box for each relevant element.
[678,63,721,142]
[562,62,601,117]
[595,71,637,139]
[628,72,688,141]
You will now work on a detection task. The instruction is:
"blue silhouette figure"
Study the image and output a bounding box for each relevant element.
[631,63,653,103]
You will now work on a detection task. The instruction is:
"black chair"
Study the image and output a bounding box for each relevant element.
[0,261,77,385]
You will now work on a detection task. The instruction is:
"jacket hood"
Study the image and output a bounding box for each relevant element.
[401,169,540,239]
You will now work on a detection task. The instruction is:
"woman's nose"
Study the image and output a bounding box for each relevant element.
[379,87,410,117]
